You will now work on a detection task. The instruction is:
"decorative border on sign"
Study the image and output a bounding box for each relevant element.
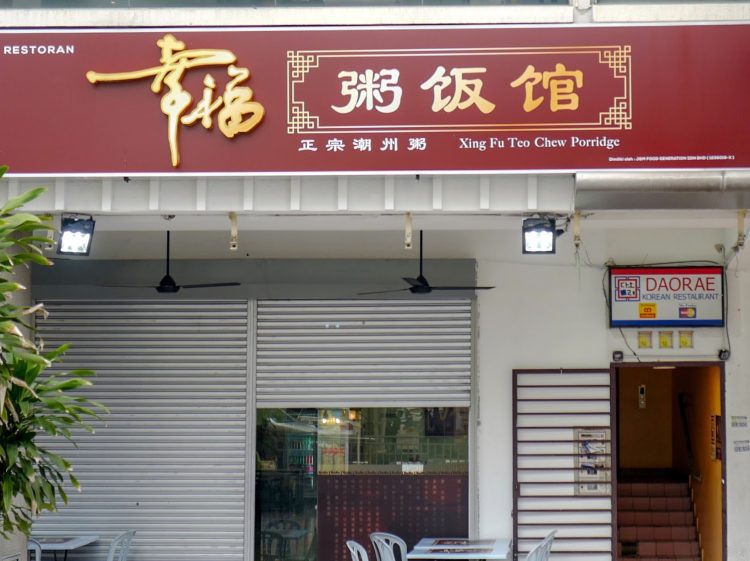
[287,50,321,133]
[287,45,632,134]
[599,45,632,130]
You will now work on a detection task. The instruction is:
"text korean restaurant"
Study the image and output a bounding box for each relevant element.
[2,16,750,561]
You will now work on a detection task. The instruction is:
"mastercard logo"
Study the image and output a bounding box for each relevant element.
[679,307,697,318]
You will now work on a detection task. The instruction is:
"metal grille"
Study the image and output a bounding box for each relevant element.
[33,301,249,561]
[513,369,614,561]
[256,299,473,408]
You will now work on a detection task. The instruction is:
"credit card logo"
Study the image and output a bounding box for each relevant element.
[679,307,697,319]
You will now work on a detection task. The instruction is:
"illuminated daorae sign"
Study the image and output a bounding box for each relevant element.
[609,266,724,328]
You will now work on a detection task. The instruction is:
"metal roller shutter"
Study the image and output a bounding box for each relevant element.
[32,301,250,561]
[256,299,473,408]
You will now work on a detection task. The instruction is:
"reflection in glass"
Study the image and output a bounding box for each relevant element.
[255,407,469,561]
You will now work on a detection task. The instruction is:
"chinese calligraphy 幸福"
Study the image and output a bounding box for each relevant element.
[87,33,265,167]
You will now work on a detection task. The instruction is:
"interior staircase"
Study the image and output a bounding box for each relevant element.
[617,475,701,561]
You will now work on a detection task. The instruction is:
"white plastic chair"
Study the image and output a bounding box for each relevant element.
[27,539,42,561]
[105,531,136,561]
[260,531,285,561]
[524,530,556,561]
[346,540,369,561]
[369,533,407,561]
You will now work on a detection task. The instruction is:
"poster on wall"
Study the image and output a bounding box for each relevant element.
[609,266,724,328]
[1,24,750,175]
[575,428,611,496]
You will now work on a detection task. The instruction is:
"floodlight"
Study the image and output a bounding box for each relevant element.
[57,215,95,256]
[522,217,556,254]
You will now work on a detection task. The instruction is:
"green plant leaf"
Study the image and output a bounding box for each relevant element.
[4,398,19,423]
[43,450,71,472]
[8,252,52,266]
[0,281,25,293]
[44,378,93,392]
[6,442,18,465]
[3,479,13,513]
[0,213,46,233]
[0,187,46,214]
[12,350,51,367]
[0,182,104,538]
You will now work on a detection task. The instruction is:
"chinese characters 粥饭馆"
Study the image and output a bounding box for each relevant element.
[330,63,584,115]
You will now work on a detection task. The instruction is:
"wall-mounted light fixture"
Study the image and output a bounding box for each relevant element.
[57,214,95,255]
[522,217,557,254]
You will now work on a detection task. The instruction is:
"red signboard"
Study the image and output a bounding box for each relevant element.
[1,24,749,175]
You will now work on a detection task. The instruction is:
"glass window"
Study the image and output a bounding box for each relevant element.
[256,407,469,561]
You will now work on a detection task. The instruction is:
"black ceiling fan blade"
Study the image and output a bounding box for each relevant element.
[429,286,495,291]
[357,288,412,295]
[99,284,161,289]
[181,282,242,289]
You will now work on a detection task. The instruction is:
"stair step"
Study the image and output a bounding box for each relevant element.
[637,540,700,557]
[619,525,697,541]
[632,557,701,561]
[619,541,702,561]
[618,511,694,526]
[618,482,689,497]
[618,496,691,511]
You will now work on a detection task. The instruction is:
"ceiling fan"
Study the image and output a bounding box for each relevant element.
[111,231,242,293]
[359,230,495,295]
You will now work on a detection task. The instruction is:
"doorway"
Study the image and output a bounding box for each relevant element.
[614,363,726,561]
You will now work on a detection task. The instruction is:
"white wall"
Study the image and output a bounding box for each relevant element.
[726,269,750,561]
[473,225,748,560]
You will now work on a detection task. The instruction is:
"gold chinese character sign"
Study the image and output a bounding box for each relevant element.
[87,34,265,167]
[287,46,630,134]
